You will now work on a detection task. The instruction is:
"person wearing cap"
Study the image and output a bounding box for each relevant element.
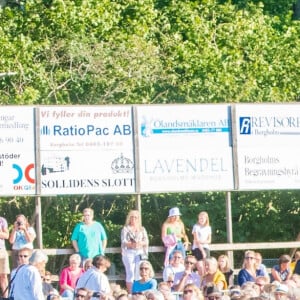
[273,284,289,300]
[161,207,189,261]
[271,254,292,283]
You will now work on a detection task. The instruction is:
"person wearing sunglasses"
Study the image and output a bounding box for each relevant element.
[132,261,157,294]
[238,250,265,286]
[182,283,203,300]
[173,255,201,292]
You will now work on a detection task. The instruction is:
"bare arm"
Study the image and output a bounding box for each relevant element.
[72,240,79,253]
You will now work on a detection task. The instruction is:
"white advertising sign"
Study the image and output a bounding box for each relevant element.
[0,107,36,195]
[235,104,300,190]
[39,106,135,195]
[136,105,234,192]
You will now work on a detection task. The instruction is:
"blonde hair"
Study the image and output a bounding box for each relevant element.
[183,283,204,300]
[139,260,155,278]
[198,211,210,226]
[83,208,94,216]
[218,254,231,273]
[124,210,142,230]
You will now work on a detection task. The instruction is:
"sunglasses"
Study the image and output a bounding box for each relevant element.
[75,294,86,298]
[183,289,193,295]
[140,267,149,270]
[185,261,194,265]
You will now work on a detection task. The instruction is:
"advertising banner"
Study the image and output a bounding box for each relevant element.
[0,107,36,195]
[136,105,234,192]
[39,106,135,195]
[235,104,300,190]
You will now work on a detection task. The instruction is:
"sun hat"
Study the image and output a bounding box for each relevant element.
[168,207,181,218]
[274,284,289,294]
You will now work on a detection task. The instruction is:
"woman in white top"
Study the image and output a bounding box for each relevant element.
[192,211,211,262]
[121,210,149,293]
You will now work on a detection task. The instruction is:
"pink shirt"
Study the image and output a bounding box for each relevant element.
[59,266,84,294]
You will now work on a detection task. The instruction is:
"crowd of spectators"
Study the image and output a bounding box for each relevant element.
[0,207,299,300]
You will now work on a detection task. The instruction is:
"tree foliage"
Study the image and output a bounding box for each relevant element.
[1,0,300,275]
[1,0,300,103]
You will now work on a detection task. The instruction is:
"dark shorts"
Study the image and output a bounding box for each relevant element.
[192,247,210,261]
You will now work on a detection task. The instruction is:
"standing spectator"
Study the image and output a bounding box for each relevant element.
[191,211,211,261]
[162,250,185,283]
[271,254,292,283]
[76,255,111,300]
[201,257,227,291]
[238,250,265,286]
[121,210,149,293]
[71,208,107,265]
[173,255,201,292]
[161,207,189,262]
[59,253,84,299]
[132,261,157,294]
[217,254,234,287]
[10,249,48,300]
[0,215,10,298]
[9,214,36,268]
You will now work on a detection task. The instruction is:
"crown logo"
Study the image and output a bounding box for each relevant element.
[111,153,134,174]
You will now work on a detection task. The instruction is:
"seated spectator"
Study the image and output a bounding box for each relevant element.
[238,250,265,286]
[47,290,62,300]
[43,270,58,298]
[173,255,200,292]
[255,276,269,295]
[183,283,203,300]
[291,251,300,274]
[271,254,292,283]
[132,261,157,294]
[217,254,234,287]
[240,282,259,298]
[157,281,175,300]
[255,252,269,282]
[202,257,227,291]
[206,284,222,300]
[273,284,289,300]
[163,250,185,283]
[59,253,84,299]
[83,258,93,272]
[76,255,111,300]
[75,287,92,300]
[144,290,165,300]
[229,285,243,299]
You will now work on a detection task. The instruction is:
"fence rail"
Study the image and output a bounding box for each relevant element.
[41,241,300,256]
[38,241,300,282]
